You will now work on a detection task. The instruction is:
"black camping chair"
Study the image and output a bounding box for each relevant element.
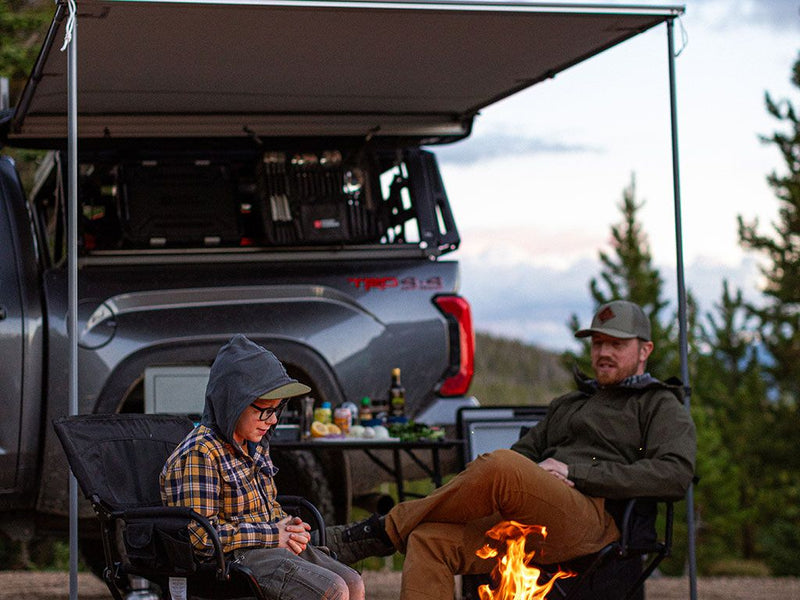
[461,496,674,600]
[545,497,673,600]
[458,412,676,600]
[53,413,326,600]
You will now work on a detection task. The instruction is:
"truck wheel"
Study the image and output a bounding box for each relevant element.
[271,449,338,525]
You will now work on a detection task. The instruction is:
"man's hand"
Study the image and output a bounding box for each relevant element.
[538,458,574,487]
[277,515,312,555]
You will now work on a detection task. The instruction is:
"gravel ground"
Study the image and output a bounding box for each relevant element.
[0,571,798,600]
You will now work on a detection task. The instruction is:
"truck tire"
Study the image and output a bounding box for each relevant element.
[271,449,338,526]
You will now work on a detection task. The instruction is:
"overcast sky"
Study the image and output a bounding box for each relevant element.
[430,0,800,350]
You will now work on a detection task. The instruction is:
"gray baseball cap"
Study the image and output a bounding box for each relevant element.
[575,300,651,341]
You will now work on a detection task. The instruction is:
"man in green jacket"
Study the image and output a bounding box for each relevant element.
[327,300,696,600]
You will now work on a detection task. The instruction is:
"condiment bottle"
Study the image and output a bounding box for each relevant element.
[334,405,352,434]
[358,396,373,425]
[314,401,332,424]
[389,367,406,419]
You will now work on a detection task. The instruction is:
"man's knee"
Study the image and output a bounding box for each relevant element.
[470,449,532,483]
[481,448,526,464]
[408,525,443,559]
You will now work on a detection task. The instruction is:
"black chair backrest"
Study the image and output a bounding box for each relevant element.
[604,498,658,549]
[53,413,195,510]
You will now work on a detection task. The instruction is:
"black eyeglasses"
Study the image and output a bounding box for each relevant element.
[249,399,287,421]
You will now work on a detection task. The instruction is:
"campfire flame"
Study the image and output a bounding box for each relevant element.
[475,521,574,600]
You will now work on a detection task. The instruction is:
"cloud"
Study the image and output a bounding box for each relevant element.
[458,248,764,351]
[430,132,598,166]
[589,0,799,31]
[668,255,764,310]
[457,228,606,269]
[691,0,800,32]
[459,254,598,350]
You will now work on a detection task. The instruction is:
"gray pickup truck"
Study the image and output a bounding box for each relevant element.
[0,0,679,571]
[0,139,471,522]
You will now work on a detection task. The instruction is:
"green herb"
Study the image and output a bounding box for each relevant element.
[387,421,444,442]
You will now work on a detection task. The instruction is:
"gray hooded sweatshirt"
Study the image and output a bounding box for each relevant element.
[201,334,296,450]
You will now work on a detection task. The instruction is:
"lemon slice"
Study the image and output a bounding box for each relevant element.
[310,421,329,438]
[326,423,342,435]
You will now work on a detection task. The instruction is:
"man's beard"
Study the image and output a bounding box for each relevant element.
[593,360,638,386]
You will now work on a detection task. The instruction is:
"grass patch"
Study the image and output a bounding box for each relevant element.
[0,535,77,571]
[705,559,771,577]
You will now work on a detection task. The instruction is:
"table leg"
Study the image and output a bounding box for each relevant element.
[432,447,442,488]
[393,448,405,502]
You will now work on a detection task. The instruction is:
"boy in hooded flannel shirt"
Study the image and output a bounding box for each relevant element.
[161,335,363,600]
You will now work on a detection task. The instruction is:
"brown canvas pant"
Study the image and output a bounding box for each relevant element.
[383,449,620,600]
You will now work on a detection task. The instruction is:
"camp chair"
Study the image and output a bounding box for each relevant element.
[53,413,326,600]
[541,497,674,600]
[461,495,675,600]
[457,407,675,600]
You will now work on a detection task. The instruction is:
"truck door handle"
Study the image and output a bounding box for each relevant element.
[0,306,6,320]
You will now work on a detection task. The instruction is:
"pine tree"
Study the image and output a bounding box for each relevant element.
[692,282,769,562]
[735,51,800,575]
[0,1,50,84]
[565,174,678,378]
[738,52,800,403]
[1,2,52,189]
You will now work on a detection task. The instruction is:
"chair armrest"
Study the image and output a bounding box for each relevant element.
[615,497,674,556]
[277,495,327,546]
[112,505,228,580]
[106,497,326,581]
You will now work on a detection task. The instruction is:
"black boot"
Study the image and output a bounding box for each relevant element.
[326,513,395,564]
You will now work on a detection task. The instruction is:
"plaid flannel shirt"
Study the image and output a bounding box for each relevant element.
[160,424,287,556]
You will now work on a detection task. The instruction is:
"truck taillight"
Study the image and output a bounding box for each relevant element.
[434,295,475,396]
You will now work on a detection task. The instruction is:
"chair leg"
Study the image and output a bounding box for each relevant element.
[459,573,491,600]
[101,568,127,600]
[622,549,667,600]
[559,545,619,600]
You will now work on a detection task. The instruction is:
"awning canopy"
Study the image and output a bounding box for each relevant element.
[8,0,683,143]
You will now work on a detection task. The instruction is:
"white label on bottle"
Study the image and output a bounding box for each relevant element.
[169,577,187,600]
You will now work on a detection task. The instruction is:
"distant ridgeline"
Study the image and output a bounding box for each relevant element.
[470,333,572,407]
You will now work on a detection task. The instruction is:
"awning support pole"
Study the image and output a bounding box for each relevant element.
[67,9,79,600]
[666,18,697,600]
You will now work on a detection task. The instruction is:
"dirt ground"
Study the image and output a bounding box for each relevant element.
[0,571,798,600]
